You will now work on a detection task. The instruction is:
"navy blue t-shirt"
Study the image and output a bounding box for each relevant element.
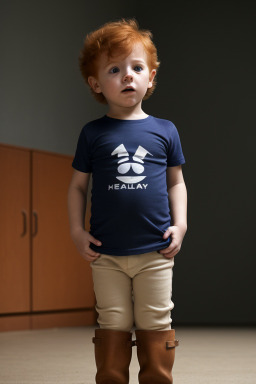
[72,115,185,256]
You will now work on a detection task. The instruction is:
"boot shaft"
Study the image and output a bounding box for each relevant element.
[135,329,179,384]
[92,329,134,384]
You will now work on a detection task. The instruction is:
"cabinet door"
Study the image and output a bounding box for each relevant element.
[32,151,95,311]
[0,145,31,313]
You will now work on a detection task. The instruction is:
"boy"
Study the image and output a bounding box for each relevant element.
[68,18,187,384]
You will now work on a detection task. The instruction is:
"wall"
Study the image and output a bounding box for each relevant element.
[0,0,133,154]
[1,0,255,325]
[136,1,256,325]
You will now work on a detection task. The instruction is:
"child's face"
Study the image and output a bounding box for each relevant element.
[88,43,156,111]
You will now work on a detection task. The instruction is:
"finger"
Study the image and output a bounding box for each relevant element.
[163,253,175,259]
[84,254,100,262]
[163,227,172,239]
[160,240,177,254]
[88,234,102,247]
[85,248,101,258]
[158,247,168,254]
[166,245,181,258]
[85,250,101,259]
[164,248,179,259]
[161,243,179,256]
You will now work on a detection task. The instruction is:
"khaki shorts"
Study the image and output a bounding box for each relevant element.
[90,251,175,331]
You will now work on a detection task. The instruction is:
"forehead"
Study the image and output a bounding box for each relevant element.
[98,42,148,68]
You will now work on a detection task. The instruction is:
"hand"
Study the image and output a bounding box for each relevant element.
[71,228,102,262]
[158,225,187,259]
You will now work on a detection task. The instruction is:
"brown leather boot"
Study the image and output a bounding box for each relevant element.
[135,329,179,384]
[92,328,134,384]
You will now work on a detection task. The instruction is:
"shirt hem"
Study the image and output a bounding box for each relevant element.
[72,163,92,173]
[90,241,171,256]
[167,158,186,167]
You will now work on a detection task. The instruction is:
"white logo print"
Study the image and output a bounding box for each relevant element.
[111,144,153,183]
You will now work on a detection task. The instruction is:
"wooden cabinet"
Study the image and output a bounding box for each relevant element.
[0,146,31,314]
[0,144,96,331]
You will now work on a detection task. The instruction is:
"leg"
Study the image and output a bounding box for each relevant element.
[135,329,179,384]
[91,254,134,331]
[133,251,174,331]
[133,252,179,384]
[90,254,135,383]
[92,328,134,384]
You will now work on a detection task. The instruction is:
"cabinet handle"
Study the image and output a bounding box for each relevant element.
[21,210,27,237]
[32,211,38,237]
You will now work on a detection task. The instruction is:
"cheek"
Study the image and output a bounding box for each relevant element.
[104,79,119,92]
[139,73,150,83]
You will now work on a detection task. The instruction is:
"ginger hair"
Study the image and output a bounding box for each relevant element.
[79,18,160,104]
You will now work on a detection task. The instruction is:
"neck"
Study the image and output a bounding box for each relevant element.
[106,104,148,120]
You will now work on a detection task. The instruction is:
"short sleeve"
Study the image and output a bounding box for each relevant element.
[167,123,186,166]
[72,127,92,173]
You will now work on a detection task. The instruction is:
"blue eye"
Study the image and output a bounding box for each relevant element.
[110,67,119,74]
[134,65,143,72]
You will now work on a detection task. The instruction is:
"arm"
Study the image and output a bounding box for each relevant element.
[158,165,187,258]
[167,164,187,231]
[67,169,102,261]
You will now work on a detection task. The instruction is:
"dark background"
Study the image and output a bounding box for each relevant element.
[1,0,255,325]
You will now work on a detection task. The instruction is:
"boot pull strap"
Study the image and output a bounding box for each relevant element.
[134,340,179,348]
[166,339,179,349]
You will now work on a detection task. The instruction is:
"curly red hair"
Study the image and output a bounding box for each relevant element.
[79,18,160,104]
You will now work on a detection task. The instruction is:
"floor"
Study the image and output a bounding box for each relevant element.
[0,326,255,383]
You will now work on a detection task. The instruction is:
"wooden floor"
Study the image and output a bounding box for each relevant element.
[0,326,255,383]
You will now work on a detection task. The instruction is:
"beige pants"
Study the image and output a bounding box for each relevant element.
[90,251,175,332]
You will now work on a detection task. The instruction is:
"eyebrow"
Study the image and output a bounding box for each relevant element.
[106,58,146,66]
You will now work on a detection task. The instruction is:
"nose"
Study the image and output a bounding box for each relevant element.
[123,69,133,82]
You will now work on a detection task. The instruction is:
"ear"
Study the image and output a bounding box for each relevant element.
[88,76,102,93]
[148,69,157,89]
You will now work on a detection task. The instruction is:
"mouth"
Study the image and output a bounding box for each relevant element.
[121,87,135,93]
